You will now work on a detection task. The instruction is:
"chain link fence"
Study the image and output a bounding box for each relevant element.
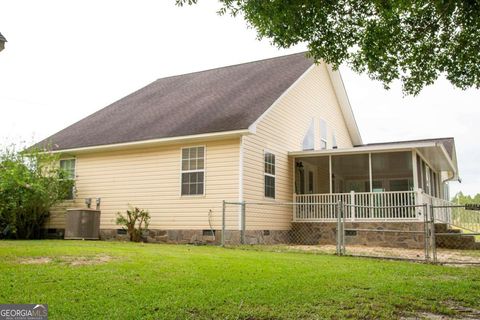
[431,204,480,265]
[221,200,480,265]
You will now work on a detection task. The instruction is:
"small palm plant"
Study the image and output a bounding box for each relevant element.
[116,206,150,242]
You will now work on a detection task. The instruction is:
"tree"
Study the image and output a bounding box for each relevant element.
[0,146,73,239]
[451,191,480,204]
[177,0,480,95]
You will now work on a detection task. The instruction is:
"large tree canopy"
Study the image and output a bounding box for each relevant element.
[177,0,480,95]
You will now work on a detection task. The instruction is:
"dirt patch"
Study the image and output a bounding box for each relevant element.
[59,255,112,266]
[400,301,480,319]
[285,245,480,264]
[401,312,464,319]
[18,255,112,266]
[401,309,480,320]
[19,257,52,264]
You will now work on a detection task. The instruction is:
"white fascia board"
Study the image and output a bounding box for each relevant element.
[326,65,363,146]
[50,129,251,155]
[289,142,438,157]
[436,143,459,180]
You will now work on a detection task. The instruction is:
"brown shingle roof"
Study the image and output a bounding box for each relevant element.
[37,52,313,151]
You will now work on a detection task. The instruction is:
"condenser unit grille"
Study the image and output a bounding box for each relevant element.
[64,209,101,240]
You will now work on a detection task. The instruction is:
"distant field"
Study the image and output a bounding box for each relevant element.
[0,240,479,319]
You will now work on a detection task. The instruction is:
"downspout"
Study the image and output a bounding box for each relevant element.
[441,171,458,201]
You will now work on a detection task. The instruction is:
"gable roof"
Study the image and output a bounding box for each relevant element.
[37,53,314,151]
[0,32,6,42]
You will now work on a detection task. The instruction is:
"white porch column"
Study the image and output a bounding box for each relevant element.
[368,153,373,192]
[417,188,424,221]
[412,150,419,191]
[350,191,355,221]
[329,155,332,193]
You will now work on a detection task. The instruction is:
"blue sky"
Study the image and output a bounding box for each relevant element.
[0,0,478,196]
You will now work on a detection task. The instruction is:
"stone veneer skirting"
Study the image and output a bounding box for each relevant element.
[100,222,426,249]
[99,229,291,245]
[291,222,426,249]
[46,222,478,250]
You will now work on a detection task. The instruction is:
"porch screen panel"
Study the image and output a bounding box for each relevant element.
[316,156,330,194]
[331,154,369,193]
[294,156,329,194]
[371,152,413,218]
[371,152,413,192]
[416,155,423,191]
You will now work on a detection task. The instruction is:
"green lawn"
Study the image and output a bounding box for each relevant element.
[0,241,479,319]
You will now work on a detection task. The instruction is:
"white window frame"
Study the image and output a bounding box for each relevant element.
[59,158,76,200]
[332,130,338,149]
[302,119,315,151]
[264,150,276,199]
[320,118,328,150]
[180,145,206,197]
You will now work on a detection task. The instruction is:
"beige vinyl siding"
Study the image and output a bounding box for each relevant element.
[242,63,354,230]
[47,139,239,230]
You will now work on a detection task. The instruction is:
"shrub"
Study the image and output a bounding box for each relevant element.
[116,207,150,242]
[0,145,74,239]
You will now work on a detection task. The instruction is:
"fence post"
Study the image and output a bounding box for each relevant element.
[424,203,430,262]
[221,200,226,247]
[340,201,345,255]
[240,202,246,245]
[336,200,344,256]
[350,191,355,221]
[430,204,437,264]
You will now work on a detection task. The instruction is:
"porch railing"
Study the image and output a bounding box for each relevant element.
[294,191,427,222]
[420,193,453,224]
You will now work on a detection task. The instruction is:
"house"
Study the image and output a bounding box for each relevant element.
[37,52,459,245]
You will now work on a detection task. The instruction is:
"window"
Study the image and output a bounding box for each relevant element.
[332,132,338,149]
[264,152,275,198]
[302,120,315,150]
[60,159,76,199]
[181,146,205,196]
[320,119,327,149]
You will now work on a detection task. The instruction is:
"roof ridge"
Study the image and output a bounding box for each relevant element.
[35,51,314,151]
[154,51,309,82]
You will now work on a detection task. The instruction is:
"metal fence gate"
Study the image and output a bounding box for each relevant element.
[336,203,433,262]
[221,200,480,265]
[430,204,480,265]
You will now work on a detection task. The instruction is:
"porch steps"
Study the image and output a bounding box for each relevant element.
[435,223,480,250]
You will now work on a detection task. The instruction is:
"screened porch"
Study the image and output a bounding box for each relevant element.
[290,142,458,222]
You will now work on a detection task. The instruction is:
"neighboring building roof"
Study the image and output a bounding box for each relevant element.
[0,32,6,42]
[37,53,314,151]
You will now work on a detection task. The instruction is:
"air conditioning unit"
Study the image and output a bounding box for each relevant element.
[64,208,101,240]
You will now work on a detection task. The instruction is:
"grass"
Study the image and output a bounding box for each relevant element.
[0,241,479,319]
